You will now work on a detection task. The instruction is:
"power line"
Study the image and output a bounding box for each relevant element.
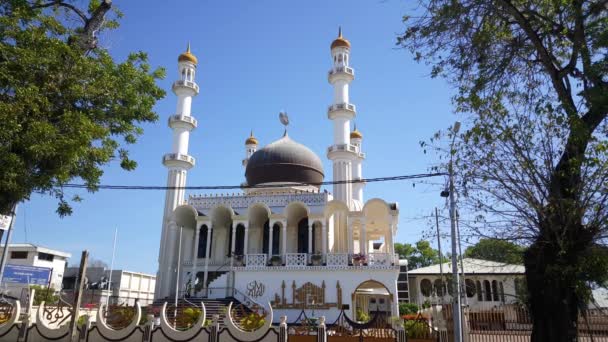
[63,172,447,191]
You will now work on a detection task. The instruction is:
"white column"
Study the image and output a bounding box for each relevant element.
[191,226,200,285]
[243,222,249,255]
[202,225,212,296]
[387,223,394,255]
[321,221,328,257]
[281,221,287,262]
[360,221,367,254]
[347,218,354,255]
[230,224,237,256]
[308,223,313,255]
[268,224,274,258]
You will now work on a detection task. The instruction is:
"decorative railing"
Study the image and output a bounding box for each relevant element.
[162,153,195,166]
[245,254,267,268]
[327,144,358,154]
[285,253,307,267]
[328,66,355,77]
[328,103,356,113]
[172,80,200,93]
[168,114,197,128]
[326,253,349,266]
[368,253,392,266]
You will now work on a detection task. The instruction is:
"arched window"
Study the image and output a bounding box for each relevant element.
[484,280,492,301]
[434,279,445,296]
[262,220,270,254]
[272,223,280,255]
[197,225,212,258]
[492,280,499,301]
[234,224,245,255]
[476,281,483,301]
[499,282,505,302]
[465,279,476,298]
[420,279,432,297]
[297,218,312,253]
[181,68,186,80]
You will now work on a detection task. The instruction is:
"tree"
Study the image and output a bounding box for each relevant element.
[399,0,607,340]
[395,240,442,269]
[464,239,525,264]
[0,0,166,220]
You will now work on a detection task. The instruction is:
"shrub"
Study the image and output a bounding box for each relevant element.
[355,308,370,322]
[404,320,430,339]
[239,312,266,331]
[399,302,419,315]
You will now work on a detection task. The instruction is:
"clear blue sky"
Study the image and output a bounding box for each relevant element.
[12,0,459,273]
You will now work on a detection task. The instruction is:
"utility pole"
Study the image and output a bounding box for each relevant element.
[0,203,18,289]
[435,207,445,300]
[69,250,88,342]
[456,212,467,305]
[448,121,463,342]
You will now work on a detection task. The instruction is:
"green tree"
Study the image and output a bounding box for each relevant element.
[31,285,58,305]
[395,240,442,269]
[464,239,525,264]
[399,0,607,340]
[0,0,165,220]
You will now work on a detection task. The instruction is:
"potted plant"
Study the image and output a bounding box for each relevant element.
[270,255,282,266]
[352,253,367,266]
[311,254,323,266]
[233,255,244,266]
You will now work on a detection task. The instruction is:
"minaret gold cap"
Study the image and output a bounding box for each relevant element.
[350,124,363,139]
[178,42,198,65]
[245,130,259,145]
[331,26,351,50]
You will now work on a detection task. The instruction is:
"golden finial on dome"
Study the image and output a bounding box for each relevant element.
[331,26,351,50]
[350,124,363,139]
[245,130,259,145]
[178,42,198,65]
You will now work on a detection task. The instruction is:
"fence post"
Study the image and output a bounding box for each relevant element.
[144,314,154,342]
[461,306,469,342]
[210,314,220,342]
[279,315,288,342]
[317,316,327,342]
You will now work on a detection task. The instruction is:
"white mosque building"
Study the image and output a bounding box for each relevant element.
[155,30,401,321]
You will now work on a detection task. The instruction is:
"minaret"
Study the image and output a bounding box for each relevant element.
[350,124,365,203]
[327,28,357,207]
[156,44,199,299]
[242,131,258,169]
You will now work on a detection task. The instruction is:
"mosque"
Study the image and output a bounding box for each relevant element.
[155,29,401,322]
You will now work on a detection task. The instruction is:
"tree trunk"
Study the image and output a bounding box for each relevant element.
[524,238,580,342]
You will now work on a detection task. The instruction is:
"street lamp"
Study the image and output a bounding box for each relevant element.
[449,121,463,342]
[442,121,463,342]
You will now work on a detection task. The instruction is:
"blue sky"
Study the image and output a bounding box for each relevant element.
[12,0,459,273]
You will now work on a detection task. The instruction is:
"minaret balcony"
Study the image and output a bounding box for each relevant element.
[162,153,195,169]
[328,66,355,83]
[168,114,198,130]
[328,102,356,120]
[327,143,365,159]
[172,80,200,95]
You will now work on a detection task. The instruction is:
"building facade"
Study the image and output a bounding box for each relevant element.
[155,30,400,322]
[0,244,71,296]
[63,267,156,306]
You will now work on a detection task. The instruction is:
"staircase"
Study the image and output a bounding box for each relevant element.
[150,296,253,327]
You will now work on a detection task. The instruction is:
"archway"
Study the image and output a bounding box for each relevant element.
[352,280,394,323]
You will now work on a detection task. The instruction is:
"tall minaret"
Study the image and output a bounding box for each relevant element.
[242,131,258,169]
[156,44,199,299]
[350,125,365,203]
[327,28,357,207]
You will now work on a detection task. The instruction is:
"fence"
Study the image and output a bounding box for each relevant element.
[428,304,608,342]
[0,298,408,342]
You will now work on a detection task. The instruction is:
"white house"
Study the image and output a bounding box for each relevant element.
[154,29,401,322]
[0,244,71,297]
[63,267,156,306]
[407,258,525,310]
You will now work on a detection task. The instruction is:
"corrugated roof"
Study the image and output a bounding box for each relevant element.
[408,258,525,275]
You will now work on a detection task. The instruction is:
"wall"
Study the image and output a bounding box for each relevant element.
[234,268,399,322]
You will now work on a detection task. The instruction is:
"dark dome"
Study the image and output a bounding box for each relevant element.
[245,134,324,187]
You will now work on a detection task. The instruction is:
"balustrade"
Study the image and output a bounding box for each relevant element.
[285,253,307,267]
[325,253,349,266]
[245,254,267,268]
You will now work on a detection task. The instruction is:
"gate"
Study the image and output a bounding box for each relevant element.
[326,309,397,342]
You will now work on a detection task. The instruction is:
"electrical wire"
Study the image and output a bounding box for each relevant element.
[62,172,447,191]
